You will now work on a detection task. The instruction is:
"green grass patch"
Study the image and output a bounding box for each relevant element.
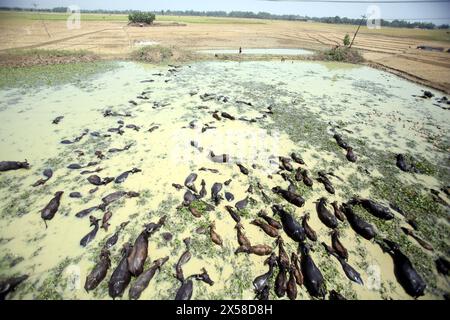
[0,61,117,89]
[156,15,265,25]
[0,11,128,22]
[0,11,265,25]
[3,48,91,58]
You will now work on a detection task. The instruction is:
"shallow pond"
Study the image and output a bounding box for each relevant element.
[197,48,314,55]
[0,60,449,300]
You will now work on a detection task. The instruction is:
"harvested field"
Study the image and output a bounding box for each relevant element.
[0,11,449,92]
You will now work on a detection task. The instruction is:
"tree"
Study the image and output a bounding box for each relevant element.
[128,12,155,25]
[52,7,68,12]
[343,34,350,47]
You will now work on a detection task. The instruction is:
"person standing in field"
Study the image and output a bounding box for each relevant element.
[239,47,242,54]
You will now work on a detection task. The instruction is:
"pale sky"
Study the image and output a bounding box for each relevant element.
[1,0,449,23]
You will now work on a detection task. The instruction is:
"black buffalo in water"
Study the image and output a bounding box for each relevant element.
[317,171,335,194]
[401,227,433,251]
[108,243,133,299]
[174,268,214,300]
[331,230,348,260]
[253,253,277,300]
[184,173,198,192]
[52,116,64,124]
[221,112,235,120]
[258,210,282,229]
[175,238,192,282]
[175,278,194,300]
[211,183,223,205]
[274,261,288,298]
[435,257,450,276]
[300,244,326,298]
[294,167,303,182]
[75,206,99,218]
[225,205,241,223]
[0,275,28,300]
[342,203,377,240]
[69,192,82,198]
[291,152,305,165]
[115,168,141,184]
[194,268,214,286]
[302,169,314,187]
[396,154,412,172]
[85,249,111,292]
[272,205,306,242]
[32,168,53,187]
[129,256,169,300]
[279,156,294,172]
[99,191,139,211]
[329,290,346,300]
[67,162,98,170]
[235,196,249,211]
[316,197,338,229]
[0,160,29,172]
[272,186,305,207]
[346,147,357,162]
[302,212,317,242]
[104,221,129,249]
[381,239,426,298]
[199,179,207,198]
[236,163,249,175]
[87,175,114,186]
[225,191,234,202]
[128,216,166,276]
[331,201,346,222]
[208,151,230,163]
[322,243,363,285]
[40,191,63,228]
[80,216,101,247]
[60,129,89,144]
[183,190,197,206]
[350,197,394,220]
[333,133,349,150]
[274,238,289,297]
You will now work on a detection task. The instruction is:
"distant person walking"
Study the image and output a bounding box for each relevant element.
[239,47,242,54]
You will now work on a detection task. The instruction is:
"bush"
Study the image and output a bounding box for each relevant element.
[343,34,350,47]
[315,46,364,63]
[128,12,155,25]
[131,45,195,64]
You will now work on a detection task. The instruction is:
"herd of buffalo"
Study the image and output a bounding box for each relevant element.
[0,69,449,300]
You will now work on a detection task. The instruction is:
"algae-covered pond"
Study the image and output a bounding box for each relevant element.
[0,60,449,300]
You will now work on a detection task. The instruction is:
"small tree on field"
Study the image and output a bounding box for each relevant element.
[128,12,155,25]
[343,34,350,47]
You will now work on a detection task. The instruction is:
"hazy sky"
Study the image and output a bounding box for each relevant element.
[1,0,449,23]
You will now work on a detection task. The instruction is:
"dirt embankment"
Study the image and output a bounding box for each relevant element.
[130,45,199,64]
[0,50,99,67]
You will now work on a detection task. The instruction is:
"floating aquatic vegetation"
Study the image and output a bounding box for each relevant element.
[0,61,118,90]
[0,60,448,301]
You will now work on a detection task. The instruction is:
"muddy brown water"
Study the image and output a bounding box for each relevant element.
[0,60,449,300]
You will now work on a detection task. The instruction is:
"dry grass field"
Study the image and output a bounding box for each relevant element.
[1,11,449,92]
